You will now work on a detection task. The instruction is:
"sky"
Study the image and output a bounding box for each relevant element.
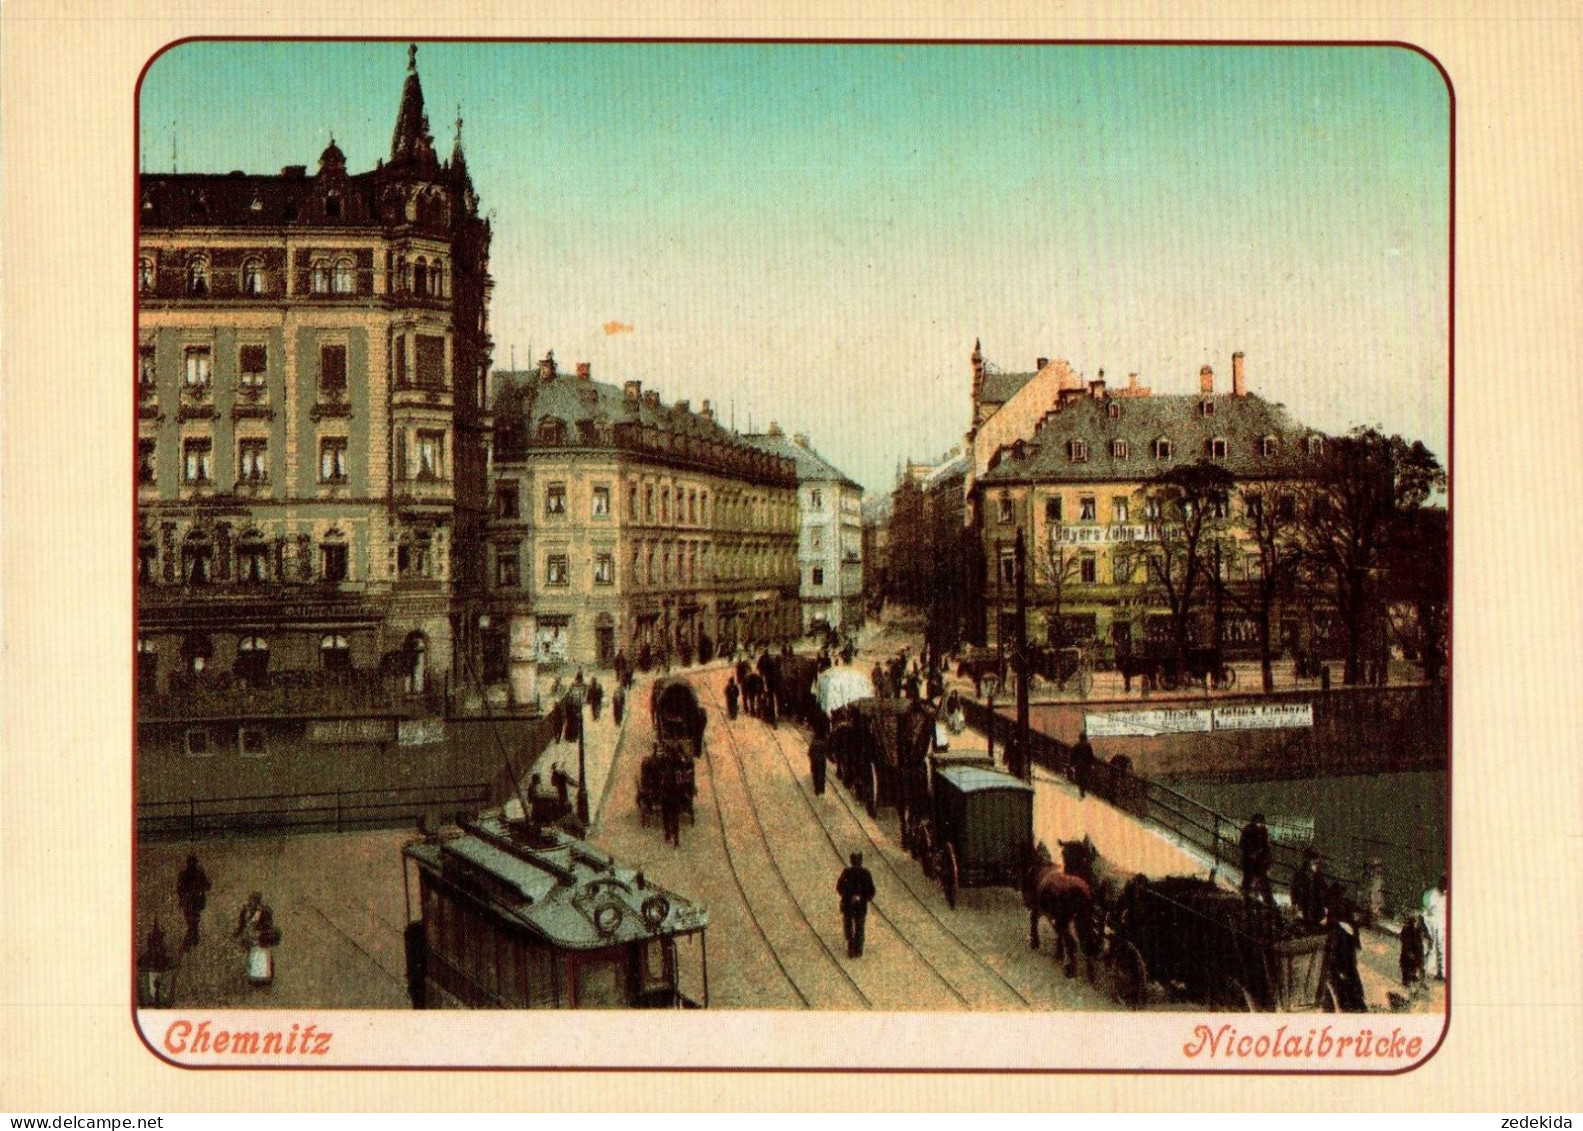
[140,41,1450,496]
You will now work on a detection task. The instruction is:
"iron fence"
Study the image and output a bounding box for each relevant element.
[137,782,491,840]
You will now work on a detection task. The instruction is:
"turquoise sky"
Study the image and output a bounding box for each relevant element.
[141,41,1451,493]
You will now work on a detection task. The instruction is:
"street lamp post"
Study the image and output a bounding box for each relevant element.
[570,687,590,825]
[1014,527,1031,783]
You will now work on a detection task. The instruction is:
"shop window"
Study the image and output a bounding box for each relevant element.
[239,344,268,387]
[319,437,348,483]
[545,554,569,586]
[544,483,566,515]
[182,439,212,485]
[594,553,614,586]
[321,542,349,582]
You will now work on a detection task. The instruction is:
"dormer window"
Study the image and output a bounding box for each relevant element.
[1111,439,1130,460]
[249,195,264,213]
[1067,440,1089,463]
[1152,438,1173,460]
[1208,438,1227,460]
[325,192,342,218]
[1261,435,1278,457]
[537,418,566,446]
[185,256,209,296]
[138,257,156,294]
[1107,403,1122,419]
[1306,435,1324,455]
[1200,400,1215,417]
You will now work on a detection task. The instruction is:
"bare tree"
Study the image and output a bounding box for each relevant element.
[1038,519,1083,649]
[1384,505,1449,684]
[1137,462,1236,672]
[1217,485,1302,692]
[1292,428,1445,685]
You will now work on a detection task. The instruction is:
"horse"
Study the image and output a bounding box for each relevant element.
[1023,846,1101,978]
[1060,836,1129,946]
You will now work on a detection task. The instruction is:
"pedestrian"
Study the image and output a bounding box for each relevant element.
[809,735,828,796]
[1422,873,1448,981]
[660,762,683,848]
[175,853,211,951]
[552,764,572,812]
[1399,911,1428,989]
[613,649,630,690]
[1070,731,1095,799]
[1290,846,1323,928]
[1325,901,1368,1012]
[1239,813,1275,908]
[724,677,740,720]
[137,921,178,1007]
[837,852,876,957]
[588,676,604,720]
[612,685,626,726]
[234,892,264,941]
[563,697,581,743]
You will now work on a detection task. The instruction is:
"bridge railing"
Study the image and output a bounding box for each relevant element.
[137,782,491,841]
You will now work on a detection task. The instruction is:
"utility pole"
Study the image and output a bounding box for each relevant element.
[1014,526,1031,782]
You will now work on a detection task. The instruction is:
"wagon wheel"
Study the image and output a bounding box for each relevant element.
[866,763,880,819]
[940,844,960,909]
[1110,940,1149,1009]
[1209,976,1256,1012]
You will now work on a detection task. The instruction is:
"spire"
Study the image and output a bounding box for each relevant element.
[390,43,437,168]
[450,105,467,174]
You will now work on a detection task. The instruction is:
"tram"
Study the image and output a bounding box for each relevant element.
[402,811,710,1009]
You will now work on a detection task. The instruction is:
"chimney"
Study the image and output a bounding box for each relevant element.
[1232,351,1246,397]
[624,380,642,403]
[1128,372,1139,389]
[1089,379,1106,399]
[538,351,557,381]
[1037,357,1049,371]
[675,399,689,414]
[768,421,782,436]
[643,389,661,409]
[700,399,714,422]
[576,362,591,380]
[794,432,810,449]
[1199,365,1214,395]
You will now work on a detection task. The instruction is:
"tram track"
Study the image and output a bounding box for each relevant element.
[758,713,1033,1008]
[700,678,875,1009]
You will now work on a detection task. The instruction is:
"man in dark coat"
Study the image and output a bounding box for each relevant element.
[1070,731,1096,799]
[724,676,740,719]
[809,735,828,796]
[612,685,626,726]
[837,852,877,957]
[587,676,604,720]
[1399,911,1429,988]
[1325,902,1368,1012]
[1290,847,1324,927]
[176,854,212,951]
[1240,814,1275,907]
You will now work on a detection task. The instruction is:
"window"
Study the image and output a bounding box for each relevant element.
[184,729,213,757]
[320,633,351,674]
[319,344,347,395]
[1210,497,1230,519]
[997,495,1014,524]
[1262,436,1278,457]
[237,439,268,483]
[332,257,354,294]
[1107,402,1122,419]
[181,534,212,584]
[662,545,672,583]
[235,635,269,684]
[1113,553,1135,584]
[646,545,655,585]
[236,538,271,583]
[311,260,331,293]
[1306,435,1325,455]
[239,344,268,388]
[495,480,520,519]
[415,335,446,388]
[1068,440,1089,463]
[416,431,445,480]
[182,438,212,484]
[413,257,428,295]
[811,529,823,552]
[1079,496,1097,522]
[325,193,342,218]
[591,485,611,517]
[1045,497,1062,523]
[998,552,1016,585]
[537,418,566,446]
[139,344,157,389]
[628,482,639,519]
[1144,497,1163,521]
[812,567,825,586]
[1209,438,1228,460]
[186,257,209,296]
[429,258,445,297]
[1276,494,1296,521]
[687,490,697,524]
[701,491,709,525]
[1111,439,1130,459]
[496,547,521,588]
[644,486,654,522]
[242,258,265,296]
[138,257,156,294]
[138,440,156,485]
[1079,554,1097,584]
[545,554,569,586]
[137,539,158,583]
[1153,438,1173,459]
[1113,497,1129,523]
[319,437,348,483]
[661,489,670,523]
[1245,495,1264,522]
[397,537,430,578]
[321,542,349,582]
[238,727,268,759]
[183,347,212,389]
[594,553,614,586]
[1200,400,1215,417]
[545,483,567,515]
[810,489,823,510]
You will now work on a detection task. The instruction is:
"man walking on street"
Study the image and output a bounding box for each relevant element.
[1070,731,1095,799]
[837,852,876,958]
[176,854,211,951]
[1239,813,1275,907]
[809,735,828,796]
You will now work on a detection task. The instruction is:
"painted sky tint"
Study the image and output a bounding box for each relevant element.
[141,41,1450,494]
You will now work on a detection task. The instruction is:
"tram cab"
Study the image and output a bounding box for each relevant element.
[402,812,709,1009]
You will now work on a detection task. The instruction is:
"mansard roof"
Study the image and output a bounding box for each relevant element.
[978,391,1320,485]
[741,431,862,493]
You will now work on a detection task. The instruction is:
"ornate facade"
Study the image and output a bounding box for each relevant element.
[136,46,493,719]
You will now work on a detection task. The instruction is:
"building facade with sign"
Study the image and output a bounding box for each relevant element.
[135,47,493,732]
[742,424,865,634]
[969,348,1325,656]
[482,357,801,681]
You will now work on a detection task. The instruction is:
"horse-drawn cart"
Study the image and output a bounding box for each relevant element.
[1107,875,1330,1011]
[637,744,696,826]
[909,764,1034,909]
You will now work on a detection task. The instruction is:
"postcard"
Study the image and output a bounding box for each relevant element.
[3,3,1581,1113]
